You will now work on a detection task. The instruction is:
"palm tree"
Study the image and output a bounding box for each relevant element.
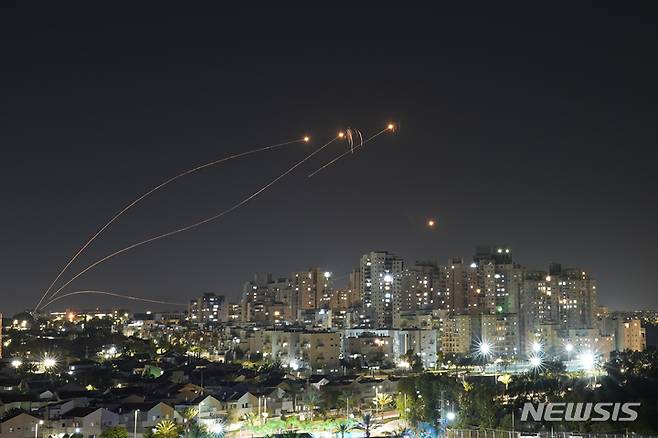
[387,426,414,438]
[337,390,356,418]
[243,412,258,438]
[183,407,199,421]
[497,374,513,391]
[355,413,378,438]
[336,422,351,438]
[372,393,393,420]
[181,422,210,438]
[303,388,322,420]
[154,420,179,438]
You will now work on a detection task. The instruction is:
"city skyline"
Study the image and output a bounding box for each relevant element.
[3,4,658,438]
[0,243,638,315]
[3,4,658,314]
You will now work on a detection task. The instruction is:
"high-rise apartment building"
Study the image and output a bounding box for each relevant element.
[189,293,228,323]
[360,251,404,328]
[399,261,439,318]
[293,267,333,311]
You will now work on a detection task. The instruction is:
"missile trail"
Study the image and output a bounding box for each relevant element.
[42,290,186,309]
[41,136,340,307]
[307,125,393,178]
[34,137,307,312]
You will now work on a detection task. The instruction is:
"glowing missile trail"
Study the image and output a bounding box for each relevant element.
[41,136,340,307]
[42,290,186,309]
[34,137,307,312]
[307,124,395,178]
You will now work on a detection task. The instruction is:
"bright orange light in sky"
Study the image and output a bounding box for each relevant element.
[428,219,436,227]
[303,136,310,142]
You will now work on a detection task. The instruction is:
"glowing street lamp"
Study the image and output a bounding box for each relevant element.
[43,357,57,369]
[529,355,543,370]
[35,420,44,438]
[532,341,542,353]
[580,351,596,371]
[478,341,492,358]
[446,411,457,421]
[11,359,23,368]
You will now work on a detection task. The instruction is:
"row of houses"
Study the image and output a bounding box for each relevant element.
[1,363,400,438]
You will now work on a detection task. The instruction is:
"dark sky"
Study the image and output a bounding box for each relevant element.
[2,4,657,315]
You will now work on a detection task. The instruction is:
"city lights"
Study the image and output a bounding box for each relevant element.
[529,355,543,369]
[580,351,596,371]
[477,340,493,359]
[43,357,57,369]
[4,8,654,437]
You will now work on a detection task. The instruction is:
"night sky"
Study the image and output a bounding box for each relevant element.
[2,4,657,315]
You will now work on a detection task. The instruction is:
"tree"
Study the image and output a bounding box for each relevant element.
[337,389,356,417]
[226,407,240,424]
[101,427,129,438]
[243,412,258,438]
[336,422,352,438]
[355,413,378,438]
[497,374,513,391]
[387,426,414,438]
[302,388,322,419]
[183,407,199,422]
[154,420,180,438]
[181,422,210,438]
[373,393,393,420]
[400,350,424,373]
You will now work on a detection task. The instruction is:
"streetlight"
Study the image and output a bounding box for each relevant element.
[133,409,139,438]
[579,351,597,386]
[531,341,542,353]
[11,359,23,368]
[43,357,57,369]
[529,355,543,370]
[580,351,595,371]
[446,411,456,421]
[477,340,492,357]
[476,340,497,382]
[35,420,44,438]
